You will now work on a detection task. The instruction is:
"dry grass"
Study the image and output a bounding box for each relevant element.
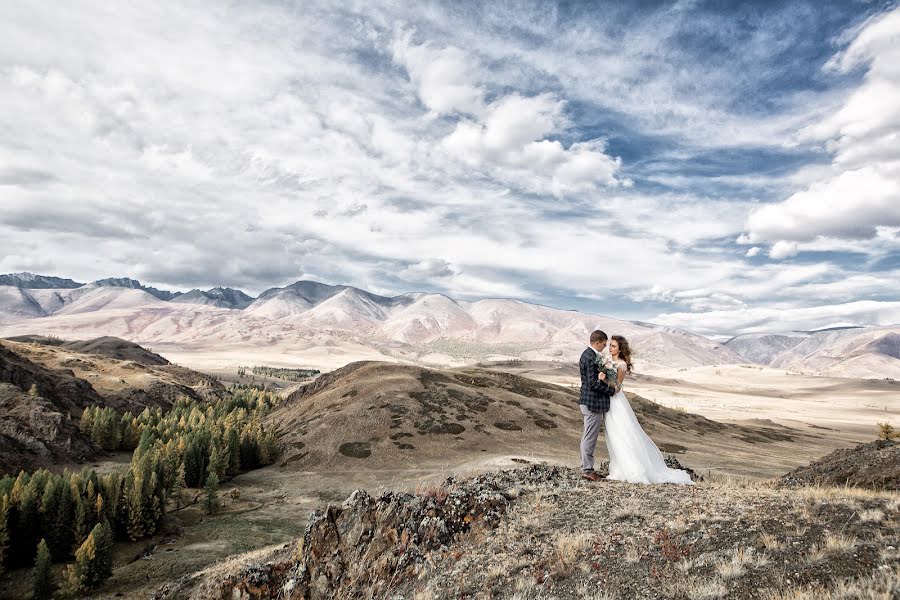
[415,481,450,503]
[716,547,752,579]
[806,544,827,563]
[675,556,697,573]
[824,533,857,553]
[759,532,784,551]
[624,542,641,564]
[765,564,900,599]
[612,499,642,520]
[858,509,884,523]
[790,483,897,502]
[574,580,612,600]
[678,578,727,600]
[550,532,592,578]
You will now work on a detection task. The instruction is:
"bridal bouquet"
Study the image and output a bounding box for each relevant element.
[596,350,619,387]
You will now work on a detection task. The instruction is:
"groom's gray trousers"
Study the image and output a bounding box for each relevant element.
[580,404,605,473]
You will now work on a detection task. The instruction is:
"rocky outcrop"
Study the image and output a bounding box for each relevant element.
[779,439,899,490]
[0,382,98,475]
[156,466,572,600]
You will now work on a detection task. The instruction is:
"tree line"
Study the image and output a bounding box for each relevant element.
[238,365,320,381]
[0,386,281,597]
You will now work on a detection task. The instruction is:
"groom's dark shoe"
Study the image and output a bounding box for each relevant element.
[581,471,602,482]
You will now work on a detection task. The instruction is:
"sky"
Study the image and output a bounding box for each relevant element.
[1,0,899,338]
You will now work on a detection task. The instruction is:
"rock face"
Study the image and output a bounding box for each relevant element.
[156,465,572,600]
[0,343,103,414]
[170,287,255,309]
[286,474,514,600]
[724,333,808,365]
[0,272,84,289]
[90,277,181,301]
[779,439,899,491]
[0,382,98,475]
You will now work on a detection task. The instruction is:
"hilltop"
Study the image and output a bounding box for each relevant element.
[154,463,900,600]
[270,361,837,478]
[0,337,227,473]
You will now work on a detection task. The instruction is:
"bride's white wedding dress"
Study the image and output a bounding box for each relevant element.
[605,361,693,485]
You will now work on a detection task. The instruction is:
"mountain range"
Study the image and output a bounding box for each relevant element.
[0,272,898,377]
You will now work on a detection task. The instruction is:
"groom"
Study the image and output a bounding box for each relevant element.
[579,330,616,482]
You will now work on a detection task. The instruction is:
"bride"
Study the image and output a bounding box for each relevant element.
[605,335,693,485]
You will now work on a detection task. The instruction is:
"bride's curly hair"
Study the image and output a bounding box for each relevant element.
[612,335,634,373]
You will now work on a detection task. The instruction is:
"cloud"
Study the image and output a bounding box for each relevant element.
[746,166,900,243]
[654,300,900,337]
[768,241,799,260]
[743,6,900,259]
[391,29,484,117]
[391,33,626,197]
[0,1,897,338]
[398,259,455,281]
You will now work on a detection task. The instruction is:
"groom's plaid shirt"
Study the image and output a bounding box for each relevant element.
[579,347,614,413]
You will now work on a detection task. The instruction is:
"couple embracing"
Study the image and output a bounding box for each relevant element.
[579,330,693,485]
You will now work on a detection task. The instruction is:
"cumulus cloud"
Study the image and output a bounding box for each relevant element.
[768,241,799,260]
[391,29,485,117]
[743,6,900,260]
[398,259,455,281]
[746,166,900,243]
[392,34,626,197]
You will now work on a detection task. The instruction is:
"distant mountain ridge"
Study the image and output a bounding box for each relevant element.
[724,327,900,378]
[1,272,898,377]
[91,277,183,301]
[0,272,83,289]
[171,287,254,309]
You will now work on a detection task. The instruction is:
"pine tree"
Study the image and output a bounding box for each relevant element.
[79,406,94,436]
[0,494,10,577]
[94,494,105,523]
[92,521,113,584]
[63,529,95,596]
[64,521,113,594]
[172,463,186,510]
[203,472,219,515]
[72,494,91,552]
[52,479,74,562]
[209,441,226,479]
[225,428,241,475]
[127,474,145,542]
[32,538,54,600]
[39,478,65,561]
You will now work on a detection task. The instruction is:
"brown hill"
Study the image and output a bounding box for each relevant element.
[0,338,228,473]
[0,344,102,474]
[780,439,899,491]
[0,342,102,413]
[2,338,226,412]
[6,334,170,365]
[272,361,803,474]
